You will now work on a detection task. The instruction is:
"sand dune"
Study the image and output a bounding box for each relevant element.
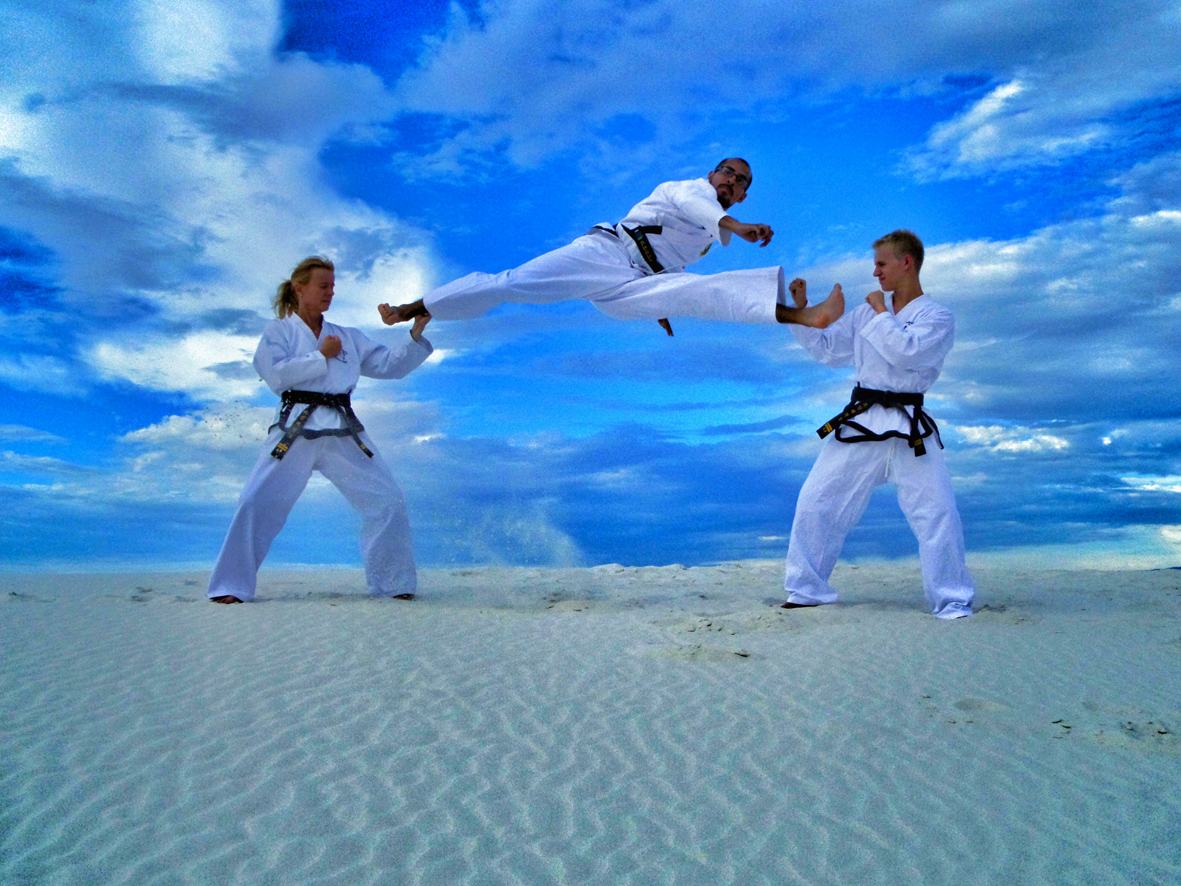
[3,562,1180,884]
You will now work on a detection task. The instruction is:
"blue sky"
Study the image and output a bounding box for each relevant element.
[3,0,1181,571]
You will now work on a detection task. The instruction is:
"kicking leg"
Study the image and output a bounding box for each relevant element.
[399,236,638,322]
[592,265,785,324]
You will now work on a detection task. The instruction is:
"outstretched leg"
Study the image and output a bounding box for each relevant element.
[775,280,844,328]
[386,236,641,323]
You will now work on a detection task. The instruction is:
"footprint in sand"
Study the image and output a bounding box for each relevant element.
[649,643,752,662]
[953,697,1010,715]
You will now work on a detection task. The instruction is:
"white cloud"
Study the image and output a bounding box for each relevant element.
[909,78,1111,178]
[0,0,438,406]
[389,0,1181,176]
[122,403,274,452]
[966,526,1181,570]
[952,424,1070,453]
[1122,476,1181,495]
[89,332,262,400]
[131,0,275,83]
[82,392,443,506]
[1,450,93,475]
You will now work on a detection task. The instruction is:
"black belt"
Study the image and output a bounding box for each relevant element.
[817,385,942,457]
[594,223,665,274]
[269,390,373,460]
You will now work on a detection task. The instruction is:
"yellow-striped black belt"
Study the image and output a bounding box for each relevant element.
[593,223,665,274]
[269,389,373,460]
[817,385,941,457]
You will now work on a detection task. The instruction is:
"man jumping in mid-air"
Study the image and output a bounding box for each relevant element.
[380,158,843,334]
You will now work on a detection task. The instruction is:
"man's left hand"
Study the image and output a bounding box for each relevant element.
[736,222,774,247]
[720,217,774,247]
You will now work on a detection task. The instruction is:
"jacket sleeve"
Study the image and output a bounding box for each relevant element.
[253,323,327,395]
[860,306,954,370]
[791,311,856,367]
[355,332,434,380]
[666,180,730,244]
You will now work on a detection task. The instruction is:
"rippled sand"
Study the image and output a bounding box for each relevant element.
[3,562,1180,885]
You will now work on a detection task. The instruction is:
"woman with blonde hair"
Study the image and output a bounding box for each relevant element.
[208,256,432,603]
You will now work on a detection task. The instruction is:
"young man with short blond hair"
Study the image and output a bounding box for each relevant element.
[780,229,974,618]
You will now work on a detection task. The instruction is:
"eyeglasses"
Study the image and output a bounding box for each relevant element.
[714,165,751,189]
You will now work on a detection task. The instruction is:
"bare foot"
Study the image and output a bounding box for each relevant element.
[392,593,415,600]
[778,601,818,609]
[658,318,674,337]
[802,283,844,328]
[210,595,243,604]
[378,300,427,325]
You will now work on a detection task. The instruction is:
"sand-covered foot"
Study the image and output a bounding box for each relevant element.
[778,601,819,609]
[392,593,416,601]
[210,595,243,604]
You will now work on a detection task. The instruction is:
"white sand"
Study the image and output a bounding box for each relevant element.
[2,562,1180,885]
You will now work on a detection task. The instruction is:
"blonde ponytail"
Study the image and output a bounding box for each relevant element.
[272,255,334,317]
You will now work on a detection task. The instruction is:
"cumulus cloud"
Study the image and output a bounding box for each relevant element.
[906,79,1109,178]
[89,332,262,400]
[951,424,1071,453]
[0,0,439,403]
[389,0,1181,176]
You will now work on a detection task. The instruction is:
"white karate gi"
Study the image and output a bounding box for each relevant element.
[786,295,975,618]
[207,315,432,601]
[424,178,785,323]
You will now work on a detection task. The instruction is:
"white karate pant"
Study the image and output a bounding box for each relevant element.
[424,233,785,324]
[784,435,975,618]
[207,429,416,601]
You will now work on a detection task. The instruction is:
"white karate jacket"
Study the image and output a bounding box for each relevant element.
[253,314,432,433]
[609,178,734,274]
[792,295,955,436]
